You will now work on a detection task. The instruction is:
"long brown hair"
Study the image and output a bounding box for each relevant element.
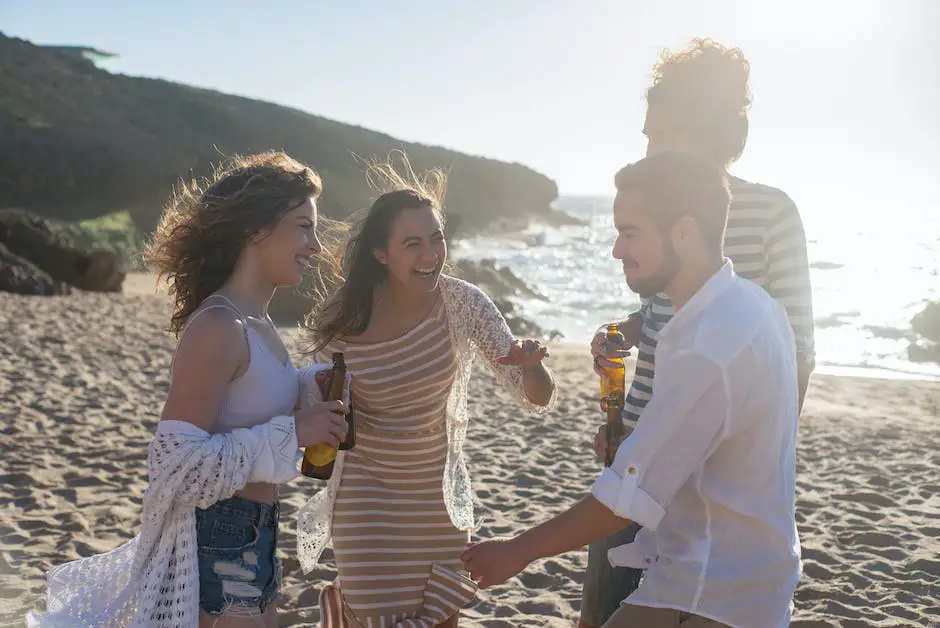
[303,152,447,352]
[143,151,323,336]
[647,38,752,166]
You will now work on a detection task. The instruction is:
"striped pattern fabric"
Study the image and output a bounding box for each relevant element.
[622,177,816,428]
[315,298,477,627]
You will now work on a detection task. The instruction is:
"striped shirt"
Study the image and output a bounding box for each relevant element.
[622,176,815,427]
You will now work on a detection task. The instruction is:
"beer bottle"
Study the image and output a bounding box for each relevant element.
[301,352,354,480]
[600,323,626,467]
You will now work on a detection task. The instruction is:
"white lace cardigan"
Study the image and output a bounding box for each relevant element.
[24,405,323,627]
[295,275,556,573]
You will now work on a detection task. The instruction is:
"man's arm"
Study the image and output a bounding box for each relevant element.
[765,194,816,412]
[797,359,813,413]
[462,497,628,589]
[463,353,730,588]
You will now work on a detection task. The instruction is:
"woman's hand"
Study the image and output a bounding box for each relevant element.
[497,339,549,367]
[498,339,554,407]
[314,369,333,398]
[295,401,348,448]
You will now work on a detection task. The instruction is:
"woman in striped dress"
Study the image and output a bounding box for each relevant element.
[300,160,557,627]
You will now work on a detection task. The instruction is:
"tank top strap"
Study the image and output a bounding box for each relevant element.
[201,294,249,326]
[170,295,249,373]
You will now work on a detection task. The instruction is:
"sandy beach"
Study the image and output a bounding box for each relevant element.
[2,280,939,627]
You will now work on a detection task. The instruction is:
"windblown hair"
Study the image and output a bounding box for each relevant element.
[303,151,447,352]
[143,151,322,336]
[615,151,731,252]
[647,38,752,165]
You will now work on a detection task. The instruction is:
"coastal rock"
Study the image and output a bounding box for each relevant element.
[451,259,545,301]
[908,301,940,364]
[0,242,68,295]
[908,342,940,364]
[911,301,940,344]
[492,297,562,341]
[0,208,125,295]
[451,259,561,340]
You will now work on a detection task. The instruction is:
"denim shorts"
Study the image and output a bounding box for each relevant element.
[195,496,281,617]
[580,522,644,626]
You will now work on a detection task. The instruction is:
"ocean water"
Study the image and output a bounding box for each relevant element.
[453,196,940,382]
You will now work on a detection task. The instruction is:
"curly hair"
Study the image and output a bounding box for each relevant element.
[647,38,752,165]
[143,151,323,336]
[303,151,447,353]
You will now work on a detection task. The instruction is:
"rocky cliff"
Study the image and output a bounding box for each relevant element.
[0,34,559,235]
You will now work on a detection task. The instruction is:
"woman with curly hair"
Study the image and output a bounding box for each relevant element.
[27,151,350,628]
[294,156,557,628]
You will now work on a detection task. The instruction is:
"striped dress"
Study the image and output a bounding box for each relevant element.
[622,176,816,428]
[315,298,477,628]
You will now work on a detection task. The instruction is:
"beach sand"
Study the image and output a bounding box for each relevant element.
[2,279,938,627]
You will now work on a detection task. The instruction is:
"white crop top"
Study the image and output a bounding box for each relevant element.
[170,294,299,433]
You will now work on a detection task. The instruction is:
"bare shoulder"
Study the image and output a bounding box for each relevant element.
[173,306,247,371]
[163,306,249,429]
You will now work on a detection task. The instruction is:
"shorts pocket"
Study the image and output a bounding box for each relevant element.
[198,516,260,554]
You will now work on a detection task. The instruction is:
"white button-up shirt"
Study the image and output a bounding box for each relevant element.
[591,261,802,628]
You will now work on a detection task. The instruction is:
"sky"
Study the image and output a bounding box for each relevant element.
[2,0,938,205]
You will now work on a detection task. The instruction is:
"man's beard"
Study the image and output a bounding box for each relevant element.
[625,241,680,299]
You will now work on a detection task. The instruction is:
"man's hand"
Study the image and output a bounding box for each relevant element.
[591,316,641,376]
[621,313,643,346]
[461,537,531,589]
[463,498,631,589]
[593,423,626,461]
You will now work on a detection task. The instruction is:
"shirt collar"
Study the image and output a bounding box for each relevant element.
[659,259,736,341]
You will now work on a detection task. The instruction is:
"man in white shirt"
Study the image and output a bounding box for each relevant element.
[462,151,802,628]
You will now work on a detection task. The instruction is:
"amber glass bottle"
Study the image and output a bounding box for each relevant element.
[301,352,355,480]
[600,324,626,467]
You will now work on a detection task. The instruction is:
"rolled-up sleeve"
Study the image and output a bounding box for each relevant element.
[591,351,729,531]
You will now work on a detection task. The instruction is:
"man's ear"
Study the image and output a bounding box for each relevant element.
[673,215,699,247]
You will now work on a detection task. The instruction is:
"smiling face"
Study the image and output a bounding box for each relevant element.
[373,205,446,294]
[252,197,322,287]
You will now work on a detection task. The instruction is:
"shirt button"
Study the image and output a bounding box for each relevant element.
[627,465,638,476]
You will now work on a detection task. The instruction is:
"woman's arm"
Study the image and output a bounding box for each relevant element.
[160,308,247,431]
[499,340,555,407]
[463,282,556,409]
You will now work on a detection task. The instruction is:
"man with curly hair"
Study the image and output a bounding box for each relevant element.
[574,38,816,627]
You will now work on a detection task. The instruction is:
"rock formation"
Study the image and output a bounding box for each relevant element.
[909,301,940,364]
[0,34,559,237]
[0,209,125,295]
